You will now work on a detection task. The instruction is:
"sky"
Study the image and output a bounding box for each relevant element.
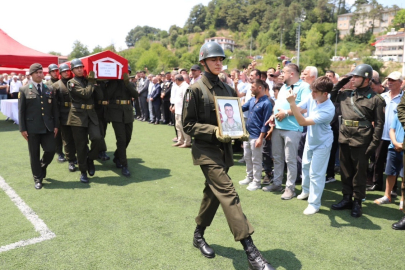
[0,0,402,57]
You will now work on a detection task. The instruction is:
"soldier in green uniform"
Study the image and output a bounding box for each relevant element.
[46,63,66,163]
[182,42,274,270]
[52,63,77,172]
[67,59,103,183]
[19,63,59,189]
[94,79,110,161]
[105,66,138,177]
[330,64,385,218]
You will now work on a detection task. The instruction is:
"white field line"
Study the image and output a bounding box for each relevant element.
[0,176,55,253]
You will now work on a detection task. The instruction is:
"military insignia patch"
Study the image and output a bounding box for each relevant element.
[70,83,75,88]
[18,92,20,99]
[367,93,371,99]
[29,84,33,89]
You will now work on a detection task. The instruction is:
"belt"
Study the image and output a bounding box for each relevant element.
[116,100,131,105]
[342,119,370,127]
[71,103,94,110]
[63,102,71,107]
[98,100,109,105]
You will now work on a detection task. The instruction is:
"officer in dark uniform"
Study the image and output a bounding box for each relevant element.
[105,67,138,177]
[19,63,59,189]
[67,59,103,183]
[182,42,274,270]
[46,63,66,163]
[52,63,77,172]
[94,79,110,161]
[161,73,172,124]
[330,64,385,217]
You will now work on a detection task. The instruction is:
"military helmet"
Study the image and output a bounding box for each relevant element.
[70,58,84,70]
[199,42,226,62]
[350,64,373,80]
[59,63,70,73]
[48,64,59,72]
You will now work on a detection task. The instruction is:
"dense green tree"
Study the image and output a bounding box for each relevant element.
[69,40,90,60]
[185,4,207,32]
[48,51,61,56]
[92,45,103,54]
[393,9,405,28]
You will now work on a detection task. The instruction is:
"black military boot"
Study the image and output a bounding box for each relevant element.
[99,151,110,161]
[68,161,76,172]
[34,179,43,190]
[80,172,89,183]
[122,166,131,177]
[87,158,95,176]
[351,199,362,218]
[392,216,405,230]
[40,161,48,179]
[193,225,215,258]
[241,236,275,270]
[331,194,353,210]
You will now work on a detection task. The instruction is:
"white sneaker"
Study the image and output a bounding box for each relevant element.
[239,178,252,185]
[246,182,261,191]
[325,177,336,184]
[303,206,319,215]
[238,158,246,164]
[297,193,309,200]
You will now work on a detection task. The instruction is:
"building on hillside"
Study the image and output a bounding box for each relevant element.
[337,4,399,39]
[204,37,235,52]
[373,28,404,63]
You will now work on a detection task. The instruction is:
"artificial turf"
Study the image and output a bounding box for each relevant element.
[0,113,403,270]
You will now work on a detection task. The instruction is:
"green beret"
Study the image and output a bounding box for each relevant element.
[29,63,43,75]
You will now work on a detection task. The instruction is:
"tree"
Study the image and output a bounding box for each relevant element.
[92,45,103,54]
[69,40,90,60]
[185,4,207,32]
[175,36,189,49]
[48,51,61,56]
[393,9,405,28]
[304,27,322,49]
[136,50,159,71]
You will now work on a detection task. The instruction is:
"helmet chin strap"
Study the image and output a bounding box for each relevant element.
[203,59,214,74]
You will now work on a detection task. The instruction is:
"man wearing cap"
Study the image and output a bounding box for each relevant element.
[190,64,202,85]
[52,63,77,173]
[47,63,66,163]
[330,64,385,218]
[183,42,274,270]
[67,58,103,183]
[18,63,59,189]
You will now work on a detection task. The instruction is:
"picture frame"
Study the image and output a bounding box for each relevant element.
[214,96,246,139]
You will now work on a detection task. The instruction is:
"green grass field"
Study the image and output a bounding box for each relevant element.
[0,113,403,270]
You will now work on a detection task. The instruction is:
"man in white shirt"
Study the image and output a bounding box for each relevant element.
[172,74,190,148]
[146,74,154,121]
[170,71,180,142]
[9,76,22,99]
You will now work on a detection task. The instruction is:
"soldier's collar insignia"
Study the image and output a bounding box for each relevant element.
[367,93,371,99]
[29,84,33,89]
[70,83,75,87]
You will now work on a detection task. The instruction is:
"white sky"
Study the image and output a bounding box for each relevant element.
[0,0,401,57]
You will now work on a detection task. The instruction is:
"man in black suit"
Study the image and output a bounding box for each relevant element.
[18,63,59,189]
[149,77,162,125]
[138,71,150,121]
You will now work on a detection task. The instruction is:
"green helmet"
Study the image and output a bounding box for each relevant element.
[48,64,59,72]
[199,42,226,62]
[70,58,84,70]
[59,63,70,73]
[350,64,373,80]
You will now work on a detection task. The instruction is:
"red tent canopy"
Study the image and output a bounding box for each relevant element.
[0,29,58,69]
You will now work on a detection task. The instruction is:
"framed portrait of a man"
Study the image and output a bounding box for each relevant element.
[214,96,246,139]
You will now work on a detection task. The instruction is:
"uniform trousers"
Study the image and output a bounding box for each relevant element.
[71,123,102,173]
[112,121,133,167]
[301,143,332,210]
[243,138,264,184]
[196,164,254,241]
[271,129,302,190]
[60,124,76,162]
[54,128,63,155]
[339,143,369,200]
[27,131,55,182]
[96,108,108,152]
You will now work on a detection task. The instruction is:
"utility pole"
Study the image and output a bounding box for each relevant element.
[334,29,338,58]
[295,9,306,67]
[280,28,285,50]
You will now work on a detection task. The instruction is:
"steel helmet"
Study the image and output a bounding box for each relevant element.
[59,63,70,73]
[48,64,59,72]
[70,58,84,70]
[350,64,373,80]
[199,42,226,62]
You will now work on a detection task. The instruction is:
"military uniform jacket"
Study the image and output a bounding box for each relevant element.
[18,83,59,133]
[182,73,236,168]
[66,76,102,127]
[52,78,71,126]
[396,94,405,145]
[45,78,59,88]
[106,80,138,124]
[162,80,172,100]
[330,85,385,151]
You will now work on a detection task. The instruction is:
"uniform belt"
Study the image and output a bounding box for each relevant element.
[63,102,71,107]
[116,100,131,105]
[342,119,370,127]
[98,100,109,105]
[71,103,94,110]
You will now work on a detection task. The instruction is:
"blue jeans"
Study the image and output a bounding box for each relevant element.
[0,94,7,110]
[301,143,332,210]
